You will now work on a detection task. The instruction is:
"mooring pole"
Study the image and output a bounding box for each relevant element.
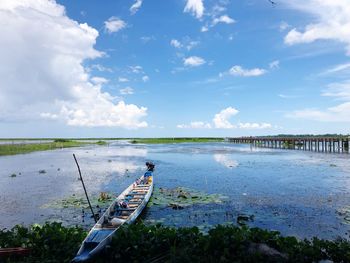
[73,154,97,223]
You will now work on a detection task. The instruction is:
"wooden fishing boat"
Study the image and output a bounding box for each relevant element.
[72,163,155,262]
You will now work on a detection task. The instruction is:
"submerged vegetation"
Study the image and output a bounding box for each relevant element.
[1,222,350,263]
[130,137,225,144]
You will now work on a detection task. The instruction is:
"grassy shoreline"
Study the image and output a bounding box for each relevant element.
[0,140,101,156]
[0,138,225,156]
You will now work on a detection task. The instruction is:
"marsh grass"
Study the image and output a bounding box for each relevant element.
[0,140,90,156]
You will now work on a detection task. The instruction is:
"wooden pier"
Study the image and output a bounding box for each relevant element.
[228,136,350,153]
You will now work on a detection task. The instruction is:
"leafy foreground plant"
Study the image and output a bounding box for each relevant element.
[0,223,350,263]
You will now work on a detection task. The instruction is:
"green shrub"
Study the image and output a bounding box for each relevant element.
[1,223,349,262]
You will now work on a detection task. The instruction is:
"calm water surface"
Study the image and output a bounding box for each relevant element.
[0,142,349,240]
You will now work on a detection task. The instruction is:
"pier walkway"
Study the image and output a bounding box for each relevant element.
[228,136,350,153]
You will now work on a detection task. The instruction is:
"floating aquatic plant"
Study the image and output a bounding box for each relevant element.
[148,187,228,209]
[43,192,115,209]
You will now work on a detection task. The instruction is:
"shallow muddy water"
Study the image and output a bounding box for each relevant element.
[0,142,349,240]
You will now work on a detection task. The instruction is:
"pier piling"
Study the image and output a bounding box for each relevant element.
[228,136,350,154]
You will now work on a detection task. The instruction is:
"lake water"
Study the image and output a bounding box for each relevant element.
[0,142,349,240]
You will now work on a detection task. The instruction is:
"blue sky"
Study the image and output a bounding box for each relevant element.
[0,0,350,137]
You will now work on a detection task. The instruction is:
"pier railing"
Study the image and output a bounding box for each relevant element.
[228,136,350,153]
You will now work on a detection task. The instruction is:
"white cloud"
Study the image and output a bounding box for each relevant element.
[140,36,155,43]
[186,41,200,50]
[322,62,350,75]
[238,122,272,129]
[177,121,211,129]
[269,60,280,69]
[90,64,113,72]
[212,15,235,25]
[279,94,297,99]
[129,65,143,73]
[142,75,149,82]
[321,81,350,100]
[118,77,129,82]
[184,0,204,19]
[213,107,239,129]
[279,21,290,31]
[0,0,147,129]
[104,17,126,33]
[120,87,134,95]
[286,104,350,122]
[201,25,209,32]
[91,77,109,85]
[171,38,199,50]
[177,108,274,130]
[287,80,350,122]
[283,0,350,55]
[183,56,206,67]
[170,39,182,48]
[227,65,266,77]
[130,0,143,15]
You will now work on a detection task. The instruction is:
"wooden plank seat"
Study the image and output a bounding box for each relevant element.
[128,198,143,204]
[125,194,146,198]
[128,203,141,207]
[116,208,136,211]
[117,215,129,220]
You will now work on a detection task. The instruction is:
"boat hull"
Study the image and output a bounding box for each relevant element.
[72,172,154,262]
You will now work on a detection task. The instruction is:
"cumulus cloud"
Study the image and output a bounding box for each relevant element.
[226,65,267,77]
[171,38,199,51]
[201,26,209,32]
[183,56,206,67]
[177,121,212,129]
[177,107,273,130]
[142,75,149,82]
[120,87,134,95]
[213,107,239,129]
[184,0,204,19]
[0,0,147,129]
[170,39,182,48]
[104,17,126,33]
[283,0,350,55]
[130,0,143,15]
[212,15,235,25]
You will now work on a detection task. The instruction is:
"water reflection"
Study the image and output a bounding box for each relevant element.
[213,154,239,168]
